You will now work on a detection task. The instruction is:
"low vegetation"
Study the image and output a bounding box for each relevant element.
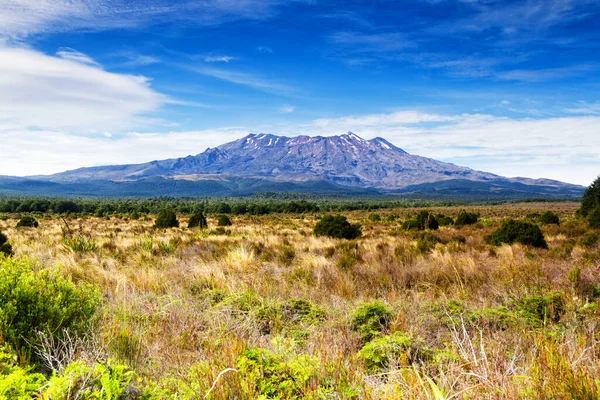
[0,199,599,399]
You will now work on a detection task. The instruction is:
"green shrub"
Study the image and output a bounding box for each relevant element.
[351,301,393,342]
[16,216,38,228]
[0,348,46,398]
[62,235,98,253]
[454,210,478,226]
[0,258,100,363]
[514,291,565,327]
[402,211,438,231]
[237,348,322,399]
[187,211,207,229]
[368,213,381,222]
[588,206,600,229]
[539,211,560,225]
[581,233,598,247]
[154,208,179,229]
[485,219,547,249]
[580,175,600,217]
[357,332,412,372]
[435,214,454,226]
[0,232,12,257]
[415,231,442,253]
[313,215,361,240]
[217,214,232,227]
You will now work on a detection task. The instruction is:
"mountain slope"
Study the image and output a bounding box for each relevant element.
[4,132,585,198]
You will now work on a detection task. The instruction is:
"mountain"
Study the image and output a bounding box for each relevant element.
[1,133,585,198]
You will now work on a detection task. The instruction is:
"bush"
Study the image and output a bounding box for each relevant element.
[588,206,600,229]
[351,301,393,342]
[435,214,454,226]
[368,213,381,222]
[539,211,560,225]
[217,214,232,227]
[154,208,179,229]
[0,232,12,257]
[187,211,207,229]
[415,231,442,253]
[485,219,547,249]
[402,211,438,231]
[16,216,38,228]
[454,210,478,226]
[237,348,322,399]
[313,215,361,239]
[580,176,600,217]
[0,258,100,363]
[514,292,565,327]
[357,332,412,372]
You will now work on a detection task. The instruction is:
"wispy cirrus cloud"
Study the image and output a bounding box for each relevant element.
[188,66,296,95]
[202,55,237,63]
[0,0,308,41]
[497,64,597,82]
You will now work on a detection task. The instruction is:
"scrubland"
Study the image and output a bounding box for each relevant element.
[1,201,600,399]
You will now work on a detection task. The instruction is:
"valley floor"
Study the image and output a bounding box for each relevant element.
[1,201,599,399]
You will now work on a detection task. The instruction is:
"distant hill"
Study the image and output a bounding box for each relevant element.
[1,133,585,199]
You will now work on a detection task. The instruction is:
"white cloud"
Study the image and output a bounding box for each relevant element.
[0,128,248,176]
[188,66,296,95]
[0,46,164,131]
[202,55,236,63]
[279,105,295,113]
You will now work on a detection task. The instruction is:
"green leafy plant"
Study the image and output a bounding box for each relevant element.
[351,301,393,342]
[188,211,208,229]
[63,235,98,253]
[313,215,361,239]
[0,232,12,257]
[16,216,38,228]
[454,210,478,226]
[485,219,547,249]
[357,332,412,372]
[539,211,560,225]
[154,208,179,229]
[0,258,100,363]
[217,215,232,227]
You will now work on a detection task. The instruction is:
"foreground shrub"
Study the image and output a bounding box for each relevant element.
[188,211,208,229]
[0,258,100,363]
[0,232,11,257]
[588,206,600,229]
[514,291,565,327]
[217,214,232,227]
[357,332,412,372]
[351,301,393,342]
[415,231,442,253]
[313,215,361,239]
[154,208,179,229]
[454,210,478,226]
[486,219,547,248]
[16,216,38,228]
[237,347,323,399]
[539,211,560,225]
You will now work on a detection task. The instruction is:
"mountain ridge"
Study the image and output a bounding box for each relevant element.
[2,132,585,198]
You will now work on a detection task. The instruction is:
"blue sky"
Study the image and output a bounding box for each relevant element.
[0,0,598,185]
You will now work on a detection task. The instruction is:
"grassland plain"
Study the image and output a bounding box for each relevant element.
[1,201,600,399]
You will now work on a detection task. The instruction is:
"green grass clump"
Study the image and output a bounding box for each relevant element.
[0,258,100,364]
[486,219,547,248]
[351,300,393,342]
[63,235,98,253]
[313,215,361,240]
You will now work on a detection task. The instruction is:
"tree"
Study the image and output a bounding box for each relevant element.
[485,219,547,249]
[188,211,208,229]
[454,210,478,226]
[580,175,600,217]
[588,206,600,229]
[154,208,179,229]
[402,211,438,231]
[0,231,12,256]
[313,215,362,239]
